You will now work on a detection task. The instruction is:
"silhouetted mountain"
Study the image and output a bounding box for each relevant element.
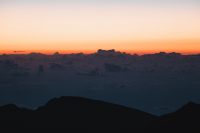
[0,96,155,132]
[0,97,200,133]
[146,102,200,133]
[0,104,32,131]
[37,96,154,127]
[172,102,200,115]
[0,104,20,112]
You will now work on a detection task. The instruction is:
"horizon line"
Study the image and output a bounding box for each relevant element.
[0,49,200,55]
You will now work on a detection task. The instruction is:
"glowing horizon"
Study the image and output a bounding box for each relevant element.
[0,0,200,53]
[1,48,200,55]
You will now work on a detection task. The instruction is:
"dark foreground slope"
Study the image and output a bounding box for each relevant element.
[0,96,200,133]
[0,96,155,132]
[152,102,200,133]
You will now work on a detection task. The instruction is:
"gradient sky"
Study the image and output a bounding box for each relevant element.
[0,0,200,53]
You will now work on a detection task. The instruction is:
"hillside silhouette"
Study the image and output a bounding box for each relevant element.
[0,96,200,133]
[152,102,200,133]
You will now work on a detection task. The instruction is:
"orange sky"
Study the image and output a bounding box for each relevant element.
[0,3,200,54]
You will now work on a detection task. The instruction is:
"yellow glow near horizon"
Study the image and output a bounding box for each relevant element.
[0,4,200,53]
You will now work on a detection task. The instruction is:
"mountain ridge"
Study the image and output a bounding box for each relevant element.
[0,96,200,133]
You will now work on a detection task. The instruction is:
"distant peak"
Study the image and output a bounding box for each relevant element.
[178,102,200,112]
[0,104,20,112]
[96,49,125,56]
[43,96,92,107]
[97,49,116,52]
[183,102,199,108]
[1,104,18,109]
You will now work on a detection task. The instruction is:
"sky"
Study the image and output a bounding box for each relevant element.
[0,0,200,54]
